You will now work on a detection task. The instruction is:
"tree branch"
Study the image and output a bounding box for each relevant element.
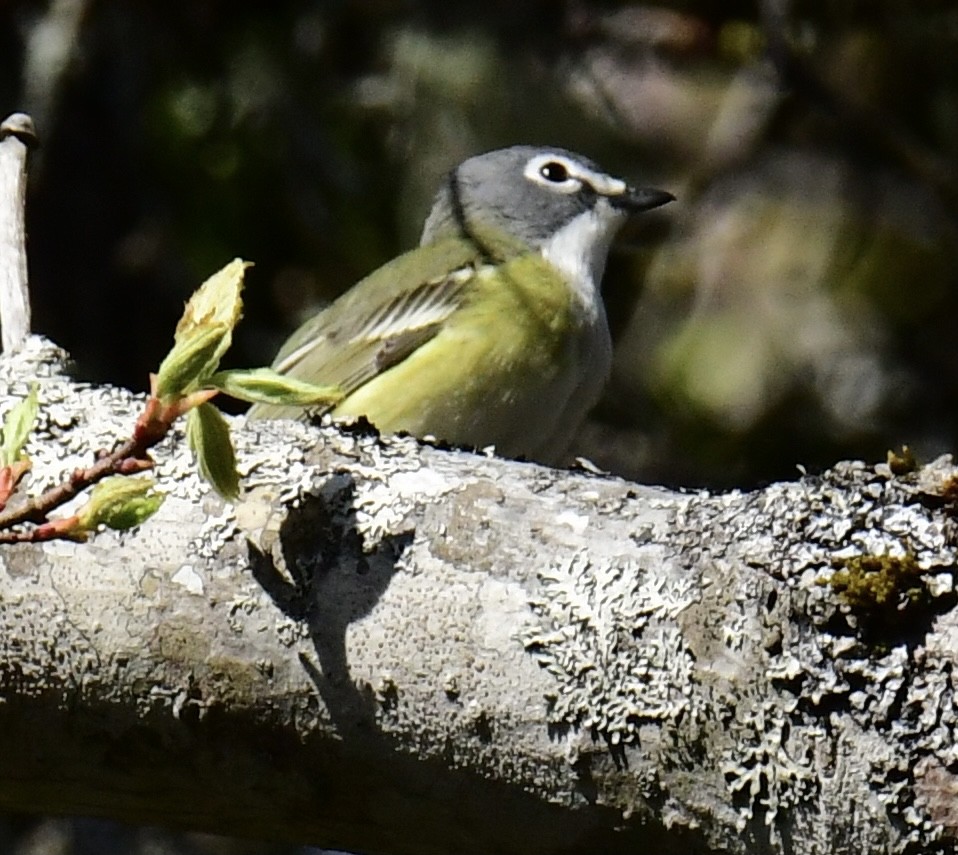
[0,338,956,855]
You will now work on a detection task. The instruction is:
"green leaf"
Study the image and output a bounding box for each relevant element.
[75,476,164,532]
[157,259,252,398]
[187,402,239,500]
[208,368,343,407]
[0,384,38,467]
[175,258,249,342]
[155,323,231,398]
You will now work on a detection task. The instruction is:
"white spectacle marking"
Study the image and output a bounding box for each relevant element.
[523,152,628,197]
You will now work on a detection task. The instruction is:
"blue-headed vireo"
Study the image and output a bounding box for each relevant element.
[248,145,673,463]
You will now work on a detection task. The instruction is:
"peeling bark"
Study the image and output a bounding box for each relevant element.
[0,337,956,855]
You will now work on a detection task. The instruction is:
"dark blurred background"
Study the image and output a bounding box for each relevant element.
[5,0,958,492]
[1,1,957,852]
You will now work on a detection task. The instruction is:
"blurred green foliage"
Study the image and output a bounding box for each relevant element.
[0,0,956,490]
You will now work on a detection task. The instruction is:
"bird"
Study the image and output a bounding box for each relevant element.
[247,145,673,464]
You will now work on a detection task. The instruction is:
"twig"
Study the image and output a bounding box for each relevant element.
[0,390,213,543]
[0,113,38,354]
[0,439,148,539]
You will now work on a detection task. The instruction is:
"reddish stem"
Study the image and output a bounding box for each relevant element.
[0,460,30,510]
[0,515,87,543]
[0,391,211,538]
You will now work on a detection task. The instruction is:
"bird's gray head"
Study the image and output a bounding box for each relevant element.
[420,145,673,288]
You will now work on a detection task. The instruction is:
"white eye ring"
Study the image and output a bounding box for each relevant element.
[523,153,629,198]
[524,154,583,194]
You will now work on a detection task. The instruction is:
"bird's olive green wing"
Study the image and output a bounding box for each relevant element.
[247,237,488,420]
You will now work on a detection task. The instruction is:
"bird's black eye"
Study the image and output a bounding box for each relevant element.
[540,161,569,183]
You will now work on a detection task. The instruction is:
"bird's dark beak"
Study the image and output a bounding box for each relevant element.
[611,186,676,213]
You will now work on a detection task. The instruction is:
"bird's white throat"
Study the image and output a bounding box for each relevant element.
[539,203,625,317]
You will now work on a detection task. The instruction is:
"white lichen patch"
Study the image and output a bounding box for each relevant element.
[670,455,958,852]
[721,701,818,831]
[555,509,589,535]
[171,565,204,595]
[346,442,459,545]
[521,552,698,742]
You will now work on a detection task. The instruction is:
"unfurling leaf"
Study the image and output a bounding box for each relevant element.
[0,384,38,467]
[209,368,343,407]
[155,259,252,398]
[187,402,239,500]
[75,476,164,533]
[155,323,231,398]
[176,258,249,341]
